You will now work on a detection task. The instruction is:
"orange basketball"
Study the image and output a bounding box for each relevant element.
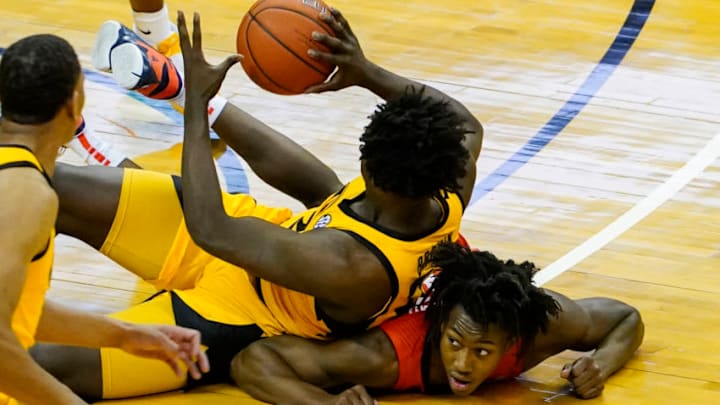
[236,0,336,95]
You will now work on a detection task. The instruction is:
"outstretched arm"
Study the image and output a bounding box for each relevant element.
[526,292,644,399]
[307,8,483,205]
[177,11,390,315]
[212,103,342,208]
[232,332,393,405]
[35,299,209,380]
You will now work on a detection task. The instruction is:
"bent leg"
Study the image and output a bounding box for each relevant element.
[55,164,184,283]
[54,163,124,250]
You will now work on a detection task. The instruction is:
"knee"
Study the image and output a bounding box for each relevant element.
[30,343,103,401]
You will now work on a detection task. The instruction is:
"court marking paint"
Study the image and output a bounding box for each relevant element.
[535,132,720,286]
[469,0,656,205]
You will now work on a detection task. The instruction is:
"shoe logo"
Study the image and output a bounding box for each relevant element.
[138,28,152,35]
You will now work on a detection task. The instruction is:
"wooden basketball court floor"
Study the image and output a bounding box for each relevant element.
[1,0,719,403]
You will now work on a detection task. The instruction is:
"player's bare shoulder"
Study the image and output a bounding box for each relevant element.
[0,168,58,228]
[312,227,386,274]
[304,227,392,309]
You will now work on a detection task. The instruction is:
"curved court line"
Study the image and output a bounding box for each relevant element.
[534,132,720,286]
[469,0,656,206]
[0,45,250,194]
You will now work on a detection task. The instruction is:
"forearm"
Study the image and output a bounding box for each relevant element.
[361,62,481,131]
[0,328,84,405]
[182,97,230,239]
[591,308,644,379]
[232,345,337,405]
[35,299,128,348]
[213,103,341,207]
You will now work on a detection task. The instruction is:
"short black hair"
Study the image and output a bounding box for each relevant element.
[360,87,471,199]
[0,34,81,124]
[424,242,560,354]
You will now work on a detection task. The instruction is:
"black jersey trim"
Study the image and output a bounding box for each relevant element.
[337,193,451,242]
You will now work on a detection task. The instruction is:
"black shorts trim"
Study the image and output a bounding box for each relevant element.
[166,292,263,388]
[170,175,183,209]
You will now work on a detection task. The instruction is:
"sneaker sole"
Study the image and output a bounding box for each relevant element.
[92,20,123,71]
[110,43,145,89]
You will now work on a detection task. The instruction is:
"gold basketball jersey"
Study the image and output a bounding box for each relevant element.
[0,146,54,405]
[261,176,464,338]
[0,146,54,348]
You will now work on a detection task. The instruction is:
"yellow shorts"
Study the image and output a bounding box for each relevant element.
[100,169,293,291]
[98,169,293,398]
[0,393,16,405]
[100,293,183,398]
[100,292,265,399]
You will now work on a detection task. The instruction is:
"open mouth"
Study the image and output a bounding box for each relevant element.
[449,375,471,392]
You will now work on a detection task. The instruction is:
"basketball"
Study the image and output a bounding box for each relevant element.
[236,0,336,95]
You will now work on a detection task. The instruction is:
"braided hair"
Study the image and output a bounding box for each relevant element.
[424,242,561,354]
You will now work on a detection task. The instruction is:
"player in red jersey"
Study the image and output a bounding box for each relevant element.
[233,241,644,404]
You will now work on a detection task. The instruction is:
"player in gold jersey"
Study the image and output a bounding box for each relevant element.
[33,9,484,400]
[0,34,209,405]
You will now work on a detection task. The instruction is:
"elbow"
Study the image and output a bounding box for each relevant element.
[626,305,645,347]
[185,223,214,253]
[230,341,274,389]
[468,117,483,135]
[464,119,483,159]
[611,301,644,352]
[230,348,260,390]
[183,212,225,253]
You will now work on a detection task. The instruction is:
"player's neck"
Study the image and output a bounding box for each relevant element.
[356,190,442,234]
[0,120,67,175]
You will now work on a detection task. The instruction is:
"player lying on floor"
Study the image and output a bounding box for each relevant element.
[232,242,644,404]
[31,8,482,401]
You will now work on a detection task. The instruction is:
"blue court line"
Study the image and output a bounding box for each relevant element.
[0,47,250,194]
[468,0,655,206]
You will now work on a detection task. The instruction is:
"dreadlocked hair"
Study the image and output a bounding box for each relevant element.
[424,241,560,355]
[359,86,471,199]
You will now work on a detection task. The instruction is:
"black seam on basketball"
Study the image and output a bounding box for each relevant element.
[249,8,331,77]
[245,14,294,93]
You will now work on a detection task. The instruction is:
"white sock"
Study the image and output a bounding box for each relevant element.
[68,117,129,166]
[132,5,175,47]
[208,96,229,127]
[170,95,227,127]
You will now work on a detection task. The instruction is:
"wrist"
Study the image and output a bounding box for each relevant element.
[208,96,228,127]
[356,60,384,89]
[357,62,409,100]
[590,354,611,381]
[105,319,134,349]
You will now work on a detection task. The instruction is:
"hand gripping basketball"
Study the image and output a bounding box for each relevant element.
[305,7,373,94]
[236,0,337,95]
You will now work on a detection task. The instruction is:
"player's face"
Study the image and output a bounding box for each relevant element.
[439,305,512,396]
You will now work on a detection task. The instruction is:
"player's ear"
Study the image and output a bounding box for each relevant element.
[65,72,85,122]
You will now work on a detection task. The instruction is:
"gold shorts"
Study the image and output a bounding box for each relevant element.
[100,168,292,291]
